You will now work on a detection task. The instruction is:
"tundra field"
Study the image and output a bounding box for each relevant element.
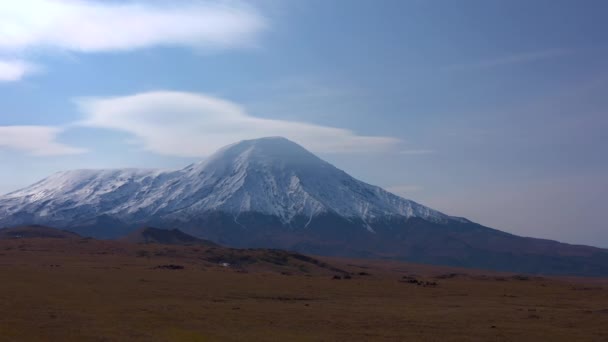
[0,235,606,341]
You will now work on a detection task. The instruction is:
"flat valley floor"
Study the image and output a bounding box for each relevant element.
[0,238,607,341]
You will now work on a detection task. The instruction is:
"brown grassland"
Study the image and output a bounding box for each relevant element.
[0,237,607,341]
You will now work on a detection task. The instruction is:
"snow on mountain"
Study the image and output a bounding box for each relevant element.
[0,169,173,222]
[0,137,454,228]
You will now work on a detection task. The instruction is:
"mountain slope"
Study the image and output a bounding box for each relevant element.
[0,137,607,276]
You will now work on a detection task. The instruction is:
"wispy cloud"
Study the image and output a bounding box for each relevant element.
[76,91,402,157]
[245,76,364,121]
[445,49,571,71]
[0,60,38,82]
[0,126,85,156]
[0,0,267,80]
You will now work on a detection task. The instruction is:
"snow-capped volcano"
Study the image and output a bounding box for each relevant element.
[173,137,452,227]
[0,137,453,229]
[2,137,608,276]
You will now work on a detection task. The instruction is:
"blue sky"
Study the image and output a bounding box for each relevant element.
[0,0,607,246]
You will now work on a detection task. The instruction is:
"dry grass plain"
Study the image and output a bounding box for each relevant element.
[0,237,607,341]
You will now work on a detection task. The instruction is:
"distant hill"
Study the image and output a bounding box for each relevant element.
[0,225,80,239]
[122,227,218,246]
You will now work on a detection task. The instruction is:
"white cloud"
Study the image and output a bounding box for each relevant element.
[77,91,401,156]
[0,0,266,80]
[0,126,85,156]
[0,60,37,82]
[0,1,266,52]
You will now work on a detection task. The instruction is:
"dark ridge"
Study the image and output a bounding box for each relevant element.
[0,225,81,239]
[121,226,218,246]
